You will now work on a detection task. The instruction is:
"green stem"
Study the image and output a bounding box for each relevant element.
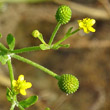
[48,22,61,45]
[18,104,25,110]
[12,54,60,80]
[0,0,51,3]
[53,29,80,46]
[7,59,14,91]
[10,46,41,54]
[10,102,16,110]
[38,37,47,45]
[7,59,17,110]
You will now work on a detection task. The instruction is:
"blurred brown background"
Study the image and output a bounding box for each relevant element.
[0,0,110,110]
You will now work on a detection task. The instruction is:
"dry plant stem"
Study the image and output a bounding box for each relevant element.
[98,0,110,17]
[12,54,60,80]
[0,0,109,19]
[0,0,51,3]
[53,0,109,20]
[68,40,110,49]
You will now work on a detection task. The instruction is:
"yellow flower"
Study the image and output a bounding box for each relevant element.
[78,18,96,33]
[12,75,32,95]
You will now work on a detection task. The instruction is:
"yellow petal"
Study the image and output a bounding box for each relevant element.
[12,80,17,87]
[88,27,95,32]
[25,82,32,88]
[20,89,26,95]
[18,75,24,81]
[83,27,89,33]
[91,19,96,25]
[79,22,84,28]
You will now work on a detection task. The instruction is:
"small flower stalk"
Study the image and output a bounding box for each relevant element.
[12,75,32,95]
[78,18,96,33]
[32,30,46,44]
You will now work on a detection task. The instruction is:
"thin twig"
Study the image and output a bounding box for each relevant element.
[53,0,110,20]
[0,0,51,3]
[98,0,110,17]
[64,40,110,49]
[90,87,105,110]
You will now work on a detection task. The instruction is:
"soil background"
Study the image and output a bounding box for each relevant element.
[0,0,110,110]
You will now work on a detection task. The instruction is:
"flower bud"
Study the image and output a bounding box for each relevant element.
[58,74,79,94]
[32,30,41,38]
[56,5,72,24]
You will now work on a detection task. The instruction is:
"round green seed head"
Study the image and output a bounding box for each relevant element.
[56,5,72,24]
[58,74,79,94]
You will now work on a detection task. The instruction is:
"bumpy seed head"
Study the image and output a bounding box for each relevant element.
[56,5,72,24]
[58,74,79,94]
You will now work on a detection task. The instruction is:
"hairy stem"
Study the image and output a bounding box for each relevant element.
[12,54,60,80]
[10,46,41,54]
[7,59,14,90]
[48,22,61,45]
[18,104,25,110]
[7,59,17,110]
[53,29,80,46]
[10,102,16,110]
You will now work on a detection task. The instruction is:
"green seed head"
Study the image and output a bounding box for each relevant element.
[58,74,79,94]
[56,5,72,24]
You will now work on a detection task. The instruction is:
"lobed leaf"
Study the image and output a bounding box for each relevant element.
[0,51,10,65]
[6,88,13,102]
[7,34,15,50]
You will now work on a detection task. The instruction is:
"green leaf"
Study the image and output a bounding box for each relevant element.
[7,34,15,50]
[45,107,51,110]
[65,27,73,36]
[40,44,50,50]
[0,33,2,39]
[0,43,8,52]
[67,27,73,34]
[6,88,13,102]
[0,51,10,65]
[19,96,38,108]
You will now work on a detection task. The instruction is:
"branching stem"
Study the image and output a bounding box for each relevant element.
[10,46,41,54]
[12,54,60,80]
